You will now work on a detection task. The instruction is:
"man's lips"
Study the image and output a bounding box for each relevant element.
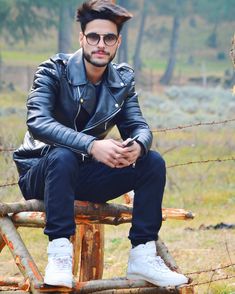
[92,51,109,56]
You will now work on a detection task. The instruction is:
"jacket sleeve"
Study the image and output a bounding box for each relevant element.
[26,59,95,155]
[116,68,153,154]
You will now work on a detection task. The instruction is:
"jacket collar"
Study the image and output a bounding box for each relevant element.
[66,49,125,88]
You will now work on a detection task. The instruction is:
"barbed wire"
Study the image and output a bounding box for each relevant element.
[0,147,15,152]
[0,182,18,188]
[185,263,235,275]
[0,157,234,189]
[152,118,235,133]
[0,118,234,153]
[167,157,235,168]
[184,262,235,288]
[190,274,235,287]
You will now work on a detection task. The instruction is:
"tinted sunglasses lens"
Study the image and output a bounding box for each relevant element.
[86,33,100,45]
[104,34,118,46]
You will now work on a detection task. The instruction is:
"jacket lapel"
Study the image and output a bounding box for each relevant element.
[66,49,128,130]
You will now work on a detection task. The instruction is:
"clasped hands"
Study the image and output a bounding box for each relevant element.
[90,138,142,168]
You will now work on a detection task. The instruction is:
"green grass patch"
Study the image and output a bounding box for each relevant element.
[1,50,53,66]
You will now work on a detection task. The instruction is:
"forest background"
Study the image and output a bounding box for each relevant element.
[0,0,235,293]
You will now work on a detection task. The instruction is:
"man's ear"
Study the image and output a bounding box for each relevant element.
[117,34,122,48]
[79,32,84,46]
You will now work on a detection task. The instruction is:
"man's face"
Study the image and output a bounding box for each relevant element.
[79,19,121,68]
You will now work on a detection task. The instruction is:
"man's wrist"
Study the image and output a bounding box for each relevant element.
[87,140,95,155]
[136,141,144,157]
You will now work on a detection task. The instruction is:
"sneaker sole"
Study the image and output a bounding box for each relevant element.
[127,273,188,287]
[44,277,73,288]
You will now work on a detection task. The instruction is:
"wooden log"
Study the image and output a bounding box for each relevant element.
[178,286,195,294]
[2,200,194,229]
[71,225,83,278]
[90,288,177,294]
[9,209,194,229]
[0,288,30,294]
[0,276,31,292]
[0,216,43,294]
[71,224,105,282]
[11,211,45,228]
[162,208,194,221]
[74,201,132,222]
[78,224,104,281]
[156,238,180,272]
[0,200,195,221]
[156,239,194,293]
[34,278,191,293]
[0,276,24,287]
[0,200,45,216]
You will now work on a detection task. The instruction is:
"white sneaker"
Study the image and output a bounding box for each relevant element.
[44,238,73,288]
[127,241,188,287]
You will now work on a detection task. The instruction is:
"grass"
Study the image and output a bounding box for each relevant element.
[1,50,55,67]
[0,71,235,293]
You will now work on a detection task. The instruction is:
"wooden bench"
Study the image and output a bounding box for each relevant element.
[0,198,195,293]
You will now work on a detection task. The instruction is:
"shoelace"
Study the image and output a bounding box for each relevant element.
[53,255,72,271]
[146,255,172,273]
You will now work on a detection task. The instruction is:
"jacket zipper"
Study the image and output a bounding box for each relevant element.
[54,142,87,156]
[83,100,124,133]
[74,86,82,131]
[74,104,81,131]
[54,86,86,156]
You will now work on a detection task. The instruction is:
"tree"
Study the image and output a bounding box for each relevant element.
[58,1,77,53]
[116,0,136,64]
[159,0,182,85]
[0,0,84,53]
[0,0,57,44]
[194,0,235,49]
[58,0,85,53]
[133,0,149,80]
[0,0,58,87]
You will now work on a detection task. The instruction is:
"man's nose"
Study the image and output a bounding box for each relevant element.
[97,36,105,47]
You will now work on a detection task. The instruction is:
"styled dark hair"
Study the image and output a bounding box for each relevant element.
[77,0,133,34]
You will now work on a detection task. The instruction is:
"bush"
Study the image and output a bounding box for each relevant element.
[217,52,226,60]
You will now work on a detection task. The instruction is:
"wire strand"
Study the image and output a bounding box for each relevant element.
[167,157,235,168]
[152,118,235,133]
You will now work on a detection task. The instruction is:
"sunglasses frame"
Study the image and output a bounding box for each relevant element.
[84,32,119,47]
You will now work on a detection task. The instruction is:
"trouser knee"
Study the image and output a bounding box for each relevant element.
[148,151,166,177]
[46,147,79,175]
[139,150,166,179]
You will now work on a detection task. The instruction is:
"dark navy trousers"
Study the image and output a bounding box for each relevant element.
[18,147,166,246]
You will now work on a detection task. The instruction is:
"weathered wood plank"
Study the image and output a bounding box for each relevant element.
[0,216,43,294]
[78,224,104,281]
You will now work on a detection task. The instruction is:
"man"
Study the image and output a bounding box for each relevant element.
[13,0,188,289]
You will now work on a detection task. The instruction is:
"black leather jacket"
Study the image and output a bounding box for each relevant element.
[13,49,152,175]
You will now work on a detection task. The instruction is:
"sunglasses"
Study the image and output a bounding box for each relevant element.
[84,32,118,47]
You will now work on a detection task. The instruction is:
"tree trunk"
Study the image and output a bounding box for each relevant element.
[118,22,129,63]
[117,0,129,63]
[58,2,73,53]
[133,0,148,80]
[0,50,2,87]
[230,34,235,67]
[160,2,181,85]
